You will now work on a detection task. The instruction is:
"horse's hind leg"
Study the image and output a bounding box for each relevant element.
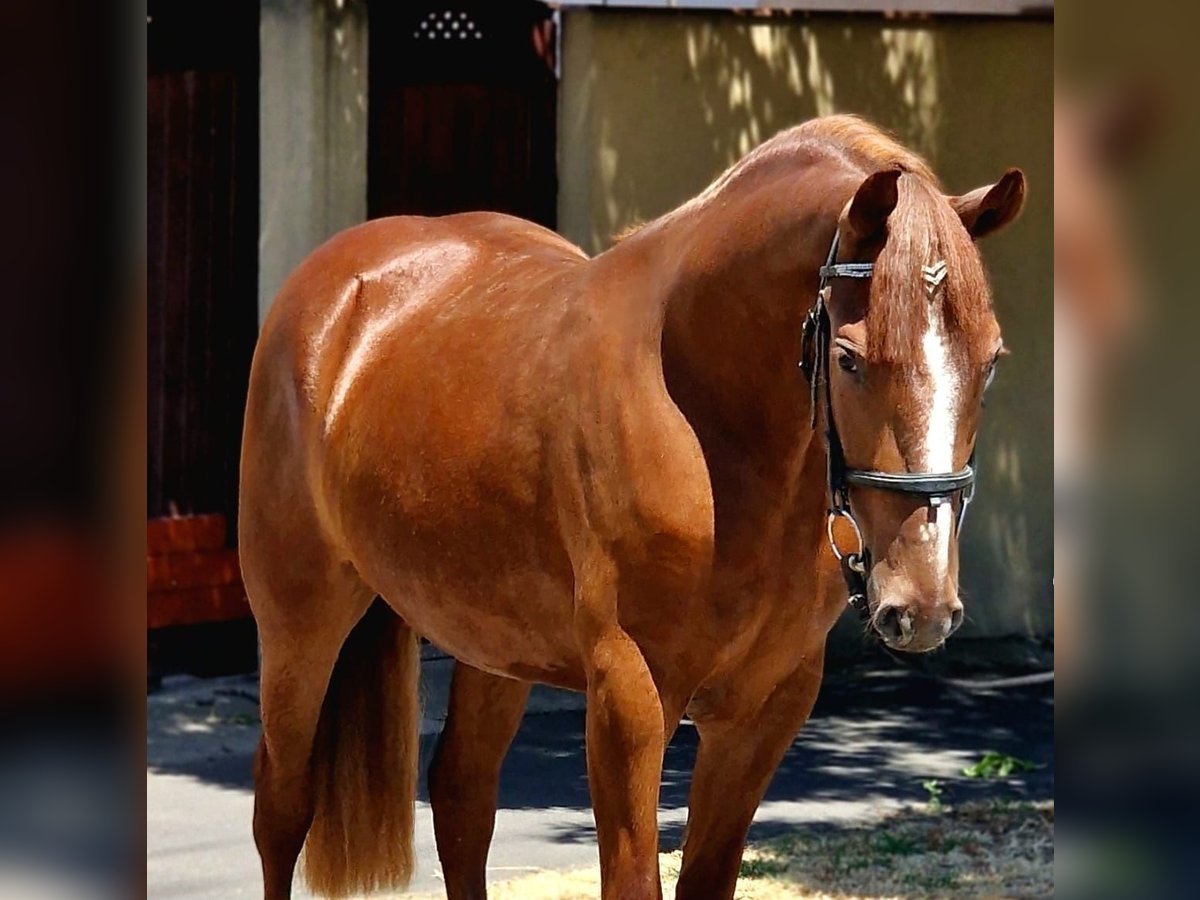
[244,538,374,900]
[429,663,531,899]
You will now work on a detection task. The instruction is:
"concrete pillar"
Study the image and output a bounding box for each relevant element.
[258,0,368,324]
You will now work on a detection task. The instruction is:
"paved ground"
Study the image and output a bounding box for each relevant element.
[147,656,1052,898]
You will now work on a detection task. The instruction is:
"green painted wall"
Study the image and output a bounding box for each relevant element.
[559,9,1052,639]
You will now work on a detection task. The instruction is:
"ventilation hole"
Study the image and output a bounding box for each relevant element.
[415,10,482,40]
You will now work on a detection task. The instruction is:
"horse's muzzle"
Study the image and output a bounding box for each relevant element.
[871,596,964,652]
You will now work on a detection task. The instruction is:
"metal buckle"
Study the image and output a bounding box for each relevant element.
[826,508,865,572]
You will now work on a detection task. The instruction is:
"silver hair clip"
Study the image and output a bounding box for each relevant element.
[922,260,947,296]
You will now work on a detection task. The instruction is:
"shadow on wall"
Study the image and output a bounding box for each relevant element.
[562,15,954,253]
[559,10,1053,640]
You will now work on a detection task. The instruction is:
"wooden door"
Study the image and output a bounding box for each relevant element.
[147,0,258,668]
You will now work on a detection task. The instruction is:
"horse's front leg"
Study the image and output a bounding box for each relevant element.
[577,550,670,900]
[675,653,826,900]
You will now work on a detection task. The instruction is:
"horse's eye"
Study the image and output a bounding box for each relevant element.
[981,352,1002,406]
[836,349,858,374]
[984,354,1002,392]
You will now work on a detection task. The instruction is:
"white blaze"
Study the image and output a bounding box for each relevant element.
[920,282,959,577]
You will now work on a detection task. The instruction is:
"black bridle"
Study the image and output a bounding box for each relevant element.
[800,232,977,622]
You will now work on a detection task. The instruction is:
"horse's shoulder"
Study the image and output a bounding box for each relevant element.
[550,337,714,572]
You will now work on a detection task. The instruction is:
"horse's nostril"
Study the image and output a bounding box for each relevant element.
[949,605,964,634]
[874,604,912,646]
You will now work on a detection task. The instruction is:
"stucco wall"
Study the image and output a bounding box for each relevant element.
[559,9,1053,639]
[259,0,368,323]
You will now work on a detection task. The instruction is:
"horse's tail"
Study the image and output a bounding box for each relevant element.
[301,598,421,897]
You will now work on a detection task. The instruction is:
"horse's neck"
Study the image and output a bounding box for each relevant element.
[650,212,824,460]
[618,209,833,545]
[597,162,859,543]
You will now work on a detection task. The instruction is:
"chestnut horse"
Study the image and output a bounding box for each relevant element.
[240,115,1025,899]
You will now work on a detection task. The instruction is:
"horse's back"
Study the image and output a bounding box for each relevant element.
[261,213,584,397]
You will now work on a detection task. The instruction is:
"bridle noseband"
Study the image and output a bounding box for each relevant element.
[801,232,977,622]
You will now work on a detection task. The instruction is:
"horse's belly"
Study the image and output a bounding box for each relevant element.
[349,524,586,689]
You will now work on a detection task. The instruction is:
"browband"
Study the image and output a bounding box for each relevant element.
[818,262,875,279]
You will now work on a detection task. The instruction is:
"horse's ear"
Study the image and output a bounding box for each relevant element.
[846,169,902,242]
[950,168,1027,239]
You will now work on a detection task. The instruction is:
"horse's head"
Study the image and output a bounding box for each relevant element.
[822,167,1025,652]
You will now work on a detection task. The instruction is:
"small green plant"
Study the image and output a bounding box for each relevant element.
[922,778,944,811]
[962,750,1042,779]
[874,831,920,856]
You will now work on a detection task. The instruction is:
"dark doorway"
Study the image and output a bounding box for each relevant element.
[368,1,558,227]
[147,0,260,675]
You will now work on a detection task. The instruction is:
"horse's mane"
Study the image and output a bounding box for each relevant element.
[615,116,939,243]
[804,118,993,363]
[622,115,993,365]
[870,173,993,364]
[737,115,941,187]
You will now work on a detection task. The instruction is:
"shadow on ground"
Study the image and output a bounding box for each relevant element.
[147,659,1052,852]
[493,671,1051,850]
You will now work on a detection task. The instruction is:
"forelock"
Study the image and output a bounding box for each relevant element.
[867,176,993,364]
